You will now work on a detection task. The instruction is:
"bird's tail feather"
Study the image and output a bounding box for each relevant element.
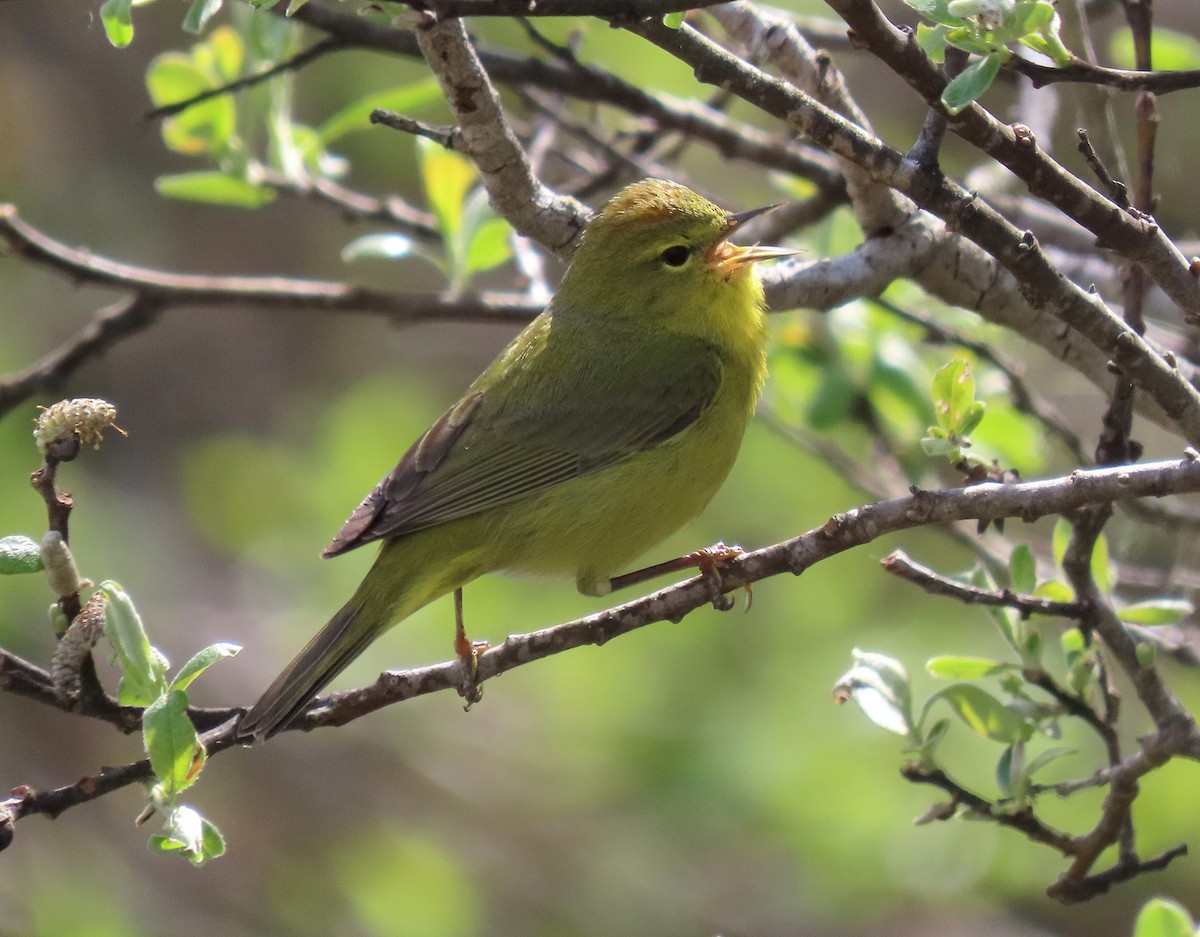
[238,593,385,740]
[239,527,489,741]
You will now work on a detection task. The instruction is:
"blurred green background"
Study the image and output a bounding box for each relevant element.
[3,1,1200,935]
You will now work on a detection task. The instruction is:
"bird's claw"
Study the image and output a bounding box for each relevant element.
[689,541,749,611]
[454,632,489,710]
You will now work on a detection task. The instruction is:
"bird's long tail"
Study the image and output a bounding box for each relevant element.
[238,535,482,740]
[237,591,384,741]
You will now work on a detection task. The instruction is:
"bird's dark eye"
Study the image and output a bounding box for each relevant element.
[660,245,691,267]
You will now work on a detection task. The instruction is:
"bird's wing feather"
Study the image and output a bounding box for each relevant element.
[323,314,722,556]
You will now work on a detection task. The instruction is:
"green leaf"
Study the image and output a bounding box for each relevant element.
[1022,745,1075,780]
[343,232,416,262]
[100,0,135,47]
[316,80,442,145]
[145,55,236,155]
[155,172,276,208]
[833,650,913,737]
[418,137,476,238]
[100,581,168,707]
[959,400,987,437]
[926,656,1014,680]
[1012,0,1053,32]
[931,360,975,433]
[995,741,1022,794]
[1110,27,1200,72]
[922,716,952,757]
[934,683,1029,743]
[662,10,685,28]
[943,28,997,56]
[150,805,225,866]
[205,24,244,83]
[1133,898,1195,937]
[144,689,204,798]
[0,535,43,574]
[465,217,514,275]
[146,54,210,107]
[1009,543,1036,594]
[971,565,1022,651]
[183,0,223,34]
[1091,532,1112,593]
[942,52,1004,114]
[903,0,968,27]
[920,434,961,457]
[1033,579,1073,603]
[1051,516,1071,570]
[917,23,950,62]
[170,642,241,693]
[1118,598,1194,625]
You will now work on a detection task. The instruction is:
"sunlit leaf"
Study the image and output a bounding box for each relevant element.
[1132,898,1195,937]
[931,360,974,432]
[833,650,913,737]
[464,217,513,275]
[903,0,968,27]
[418,137,476,238]
[144,689,204,797]
[206,24,244,82]
[150,805,225,866]
[934,683,1029,743]
[1033,579,1073,603]
[926,656,1014,680]
[100,581,167,707]
[170,642,241,693]
[1118,598,1194,626]
[155,172,275,208]
[1091,531,1112,593]
[1051,516,1071,570]
[183,0,223,34]
[100,0,134,47]
[145,55,236,155]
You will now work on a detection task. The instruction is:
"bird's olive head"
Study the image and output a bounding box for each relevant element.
[556,179,796,329]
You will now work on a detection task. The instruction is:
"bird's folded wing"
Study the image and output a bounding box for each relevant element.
[323,323,722,556]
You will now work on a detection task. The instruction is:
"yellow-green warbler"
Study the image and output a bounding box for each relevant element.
[239,178,795,739]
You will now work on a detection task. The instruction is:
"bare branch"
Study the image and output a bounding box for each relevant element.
[880,549,1083,618]
[820,0,1200,321]
[1011,56,1200,96]
[621,19,1200,445]
[416,18,592,255]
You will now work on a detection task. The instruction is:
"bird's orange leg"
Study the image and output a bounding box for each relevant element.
[608,541,752,611]
[453,587,488,709]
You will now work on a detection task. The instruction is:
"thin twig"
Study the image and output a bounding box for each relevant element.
[145,37,346,120]
[880,549,1083,618]
[1010,56,1200,95]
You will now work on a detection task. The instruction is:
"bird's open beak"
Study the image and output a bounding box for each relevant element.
[705,203,803,272]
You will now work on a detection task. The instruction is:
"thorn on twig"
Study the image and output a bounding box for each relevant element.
[1077,129,1130,208]
[370,110,463,150]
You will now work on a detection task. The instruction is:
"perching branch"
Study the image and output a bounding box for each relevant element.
[7,456,1200,838]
